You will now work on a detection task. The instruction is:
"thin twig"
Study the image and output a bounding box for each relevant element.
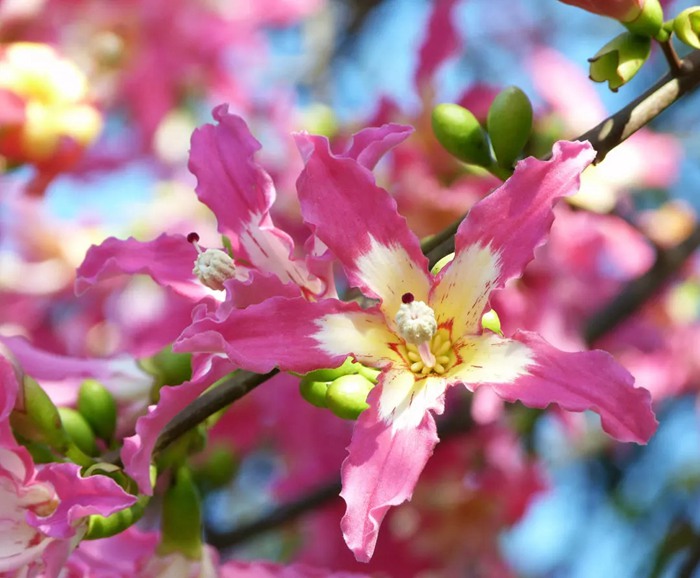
[658,38,685,76]
[153,369,279,456]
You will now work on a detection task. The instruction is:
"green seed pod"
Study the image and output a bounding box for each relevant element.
[487,86,533,170]
[481,309,503,336]
[10,376,69,452]
[299,377,331,408]
[588,32,651,92]
[85,495,148,540]
[302,356,358,383]
[158,467,202,560]
[431,103,493,167]
[58,407,98,456]
[78,379,117,442]
[326,374,374,420]
[674,8,700,50]
[431,252,455,275]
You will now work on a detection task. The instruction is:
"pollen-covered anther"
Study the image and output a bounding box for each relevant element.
[189,235,236,291]
[405,330,454,376]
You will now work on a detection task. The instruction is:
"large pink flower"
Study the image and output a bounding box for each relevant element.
[176,135,657,562]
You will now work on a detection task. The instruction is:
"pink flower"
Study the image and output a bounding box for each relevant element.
[0,354,136,577]
[177,134,657,561]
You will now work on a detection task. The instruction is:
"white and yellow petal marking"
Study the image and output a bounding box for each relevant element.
[354,235,431,325]
[447,333,533,388]
[377,369,447,431]
[430,242,501,338]
[314,310,403,367]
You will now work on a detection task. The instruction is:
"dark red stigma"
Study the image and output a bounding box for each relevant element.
[187,232,200,244]
[401,292,415,304]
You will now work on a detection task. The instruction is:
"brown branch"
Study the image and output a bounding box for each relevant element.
[152,369,279,456]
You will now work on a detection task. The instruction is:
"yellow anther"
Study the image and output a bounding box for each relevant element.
[435,340,452,356]
[436,355,450,365]
[434,363,446,374]
[410,362,424,373]
[407,351,421,362]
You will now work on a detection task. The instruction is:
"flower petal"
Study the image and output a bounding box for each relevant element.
[190,105,323,296]
[376,368,447,431]
[478,331,657,444]
[453,140,596,290]
[122,354,234,495]
[30,463,136,539]
[340,387,441,562]
[343,124,414,170]
[295,134,431,321]
[75,234,206,301]
[431,242,501,336]
[313,308,402,367]
[175,297,368,374]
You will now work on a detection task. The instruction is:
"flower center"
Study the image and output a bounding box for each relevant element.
[394,293,454,374]
[404,328,455,375]
[188,232,236,291]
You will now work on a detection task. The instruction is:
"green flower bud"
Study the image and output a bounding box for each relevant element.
[481,309,503,336]
[58,407,98,456]
[78,379,117,442]
[299,377,331,408]
[10,376,69,452]
[326,374,374,420]
[431,253,455,275]
[158,467,202,560]
[431,103,493,167]
[674,8,700,50]
[624,0,664,38]
[302,356,358,383]
[85,495,148,540]
[487,86,533,170]
[588,32,651,92]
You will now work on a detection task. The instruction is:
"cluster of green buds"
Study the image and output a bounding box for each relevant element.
[10,375,117,466]
[584,0,700,91]
[299,357,380,420]
[431,86,533,179]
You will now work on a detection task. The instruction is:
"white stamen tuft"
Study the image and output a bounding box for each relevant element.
[395,300,437,345]
[192,248,236,291]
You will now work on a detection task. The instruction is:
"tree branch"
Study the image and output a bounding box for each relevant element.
[152,369,279,456]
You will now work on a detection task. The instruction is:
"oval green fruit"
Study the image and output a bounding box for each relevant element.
[299,377,331,408]
[58,407,98,456]
[326,374,374,420]
[487,86,533,169]
[432,103,493,167]
[78,379,117,442]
